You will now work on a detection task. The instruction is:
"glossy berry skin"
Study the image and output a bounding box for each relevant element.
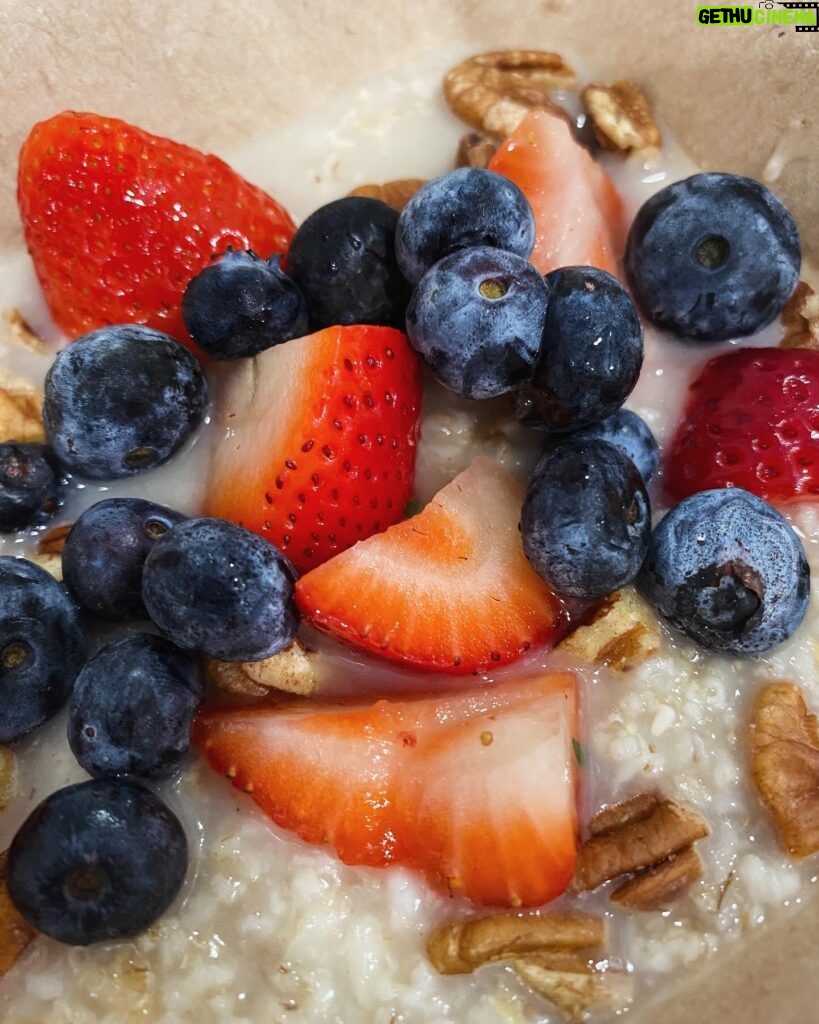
[68,634,204,779]
[405,247,548,399]
[142,517,299,662]
[44,326,208,480]
[7,778,187,945]
[0,443,62,532]
[638,488,809,655]
[62,498,186,621]
[395,168,535,285]
[666,347,819,504]
[625,172,800,341]
[556,409,660,485]
[181,250,308,359]
[0,558,87,742]
[521,439,651,599]
[516,266,643,433]
[286,197,410,329]
[17,111,295,349]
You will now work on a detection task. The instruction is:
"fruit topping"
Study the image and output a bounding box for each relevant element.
[625,172,800,341]
[194,670,578,907]
[405,246,549,399]
[551,409,659,485]
[142,517,298,662]
[206,324,422,572]
[296,457,570,674]
[638,488,809,655]
[0,442,62,533]
[6,778,187,945]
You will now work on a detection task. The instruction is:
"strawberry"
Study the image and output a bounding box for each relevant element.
[295,457,571,673]
[17,112,295,347]
[488,109,625,278]
[193,670,579,907]
[206,324,422,572]
[665,347,819,504]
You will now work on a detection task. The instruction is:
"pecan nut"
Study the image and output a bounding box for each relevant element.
[455,131,498,169]
[558,587,661,671]
[0,851,37,976]
[5,309,47,354]
[203,640,319,697]
[0,746,15,812]
[37,522,71,556]
[610,845,703,910]
[348,178,425,213]
[0,377,45,444]
[779,281,819,350]
[513,957,634,1024]
[581,81,661,155]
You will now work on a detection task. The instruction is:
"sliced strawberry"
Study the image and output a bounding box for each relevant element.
[206,325,422,572]
[489,109,625,277]
[665,347,819,504]
[194,670,579,907]
[295,457,571,673]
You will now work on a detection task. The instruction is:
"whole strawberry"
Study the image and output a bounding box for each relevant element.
[666,347,819,503]
[18,112,295,347]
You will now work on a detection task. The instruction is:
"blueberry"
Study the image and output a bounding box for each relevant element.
[405,247,548,399]
[68,634,204,779]
[142,517,299,661]
[43,325,208,480]
[638,488,809,655]
[521,439,651,599]
[62,498,186,621]
[285,197,410,329]
[181,250,308,359]
[0,442,62,532]
[0,558,87,742]
[553,410,660,485]
[6,777,187,945]
[395,168,535,285]
[625,172,800,341]
[516,266,643,433]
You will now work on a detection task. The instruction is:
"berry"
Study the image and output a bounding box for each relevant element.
[7,778,187,945]
[395,167,535,285]
[43,326,208,480]
[666,347,819,503]
[489,109,625,277]
[638,488,809,655]
[18,111,295,348]
[405,247,549,399]
[68,634,204,779]
[286,197,410,328]
[515,266,643,433]
[625,172,800,341]
[62,498,187,621]
[206,325,422,572]
[558,409,659,484]
[142,517,299,662]
[181,250,308,359]
[194,671,578,907]
[0,442,62,532]
[0,557,87,743]
[296,458,570,674]
[521,439,651,599]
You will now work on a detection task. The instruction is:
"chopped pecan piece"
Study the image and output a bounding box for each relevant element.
[348,178,425,213]
[444,51,576,139]
[28,552,63,581]
[749,681,819,857]
[558,588,661,671]
[0,851,36,976]
[37,522,71,556]
[5,309,47,354]
[779,281,819,350]
[456,131,497,169]
[581,81,661,155]
[0,747,15,812]
[611,845,703,910]
[0,378,44,444]
[513,957,634,1023]
[588,789,662,836]
[204,640,318,698]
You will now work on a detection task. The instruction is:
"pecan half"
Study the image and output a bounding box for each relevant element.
[204,640,319,698]
[5,309,47,354]
[456,131,498,169]
[558,588,661,671]
[581,81,661,155]
[779,281,819,350]
[513,957,633,1024]
[444,51,576,139]
[610,845,703,910]
[0,379,44,444]
[37,522,71,556]
[348,178,425,213]
[0,747,15,812]
[28,552,63,581]
[0,851,36,976]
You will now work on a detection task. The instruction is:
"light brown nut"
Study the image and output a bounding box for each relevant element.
[581,81,661,155]
[37,523,72,556]
[348,179,425,213]
[0,381,44,443]
[456,131,498,169]
[588,790,662,837]
[0,851,37,976]
[513,957,634,1023]
[611,845,703,910]
[5,309,47,354]
[426,922,472,974]
[204,640,318,698]
[444,51,576,140]
[779,281,819,350]
[557,588,661,671]
[0,747,15,812]
[28,552,63,581]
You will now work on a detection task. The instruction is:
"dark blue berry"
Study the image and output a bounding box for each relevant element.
[181,250,308,359]
[62,498,186,621]
[516,266,643,433]
[625,172,800,342]
[521,439,651,599]
[638,488,809,655]
[68,634,204,779]
[7,778,187,945]
[395,168,535,285]
[553,410,660,485]
[405,247,548,399]
[0,442,62,532]
[0,557,87,742]
[285,197,410,329]
[142,517,299,661]
[43,325,208,480]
